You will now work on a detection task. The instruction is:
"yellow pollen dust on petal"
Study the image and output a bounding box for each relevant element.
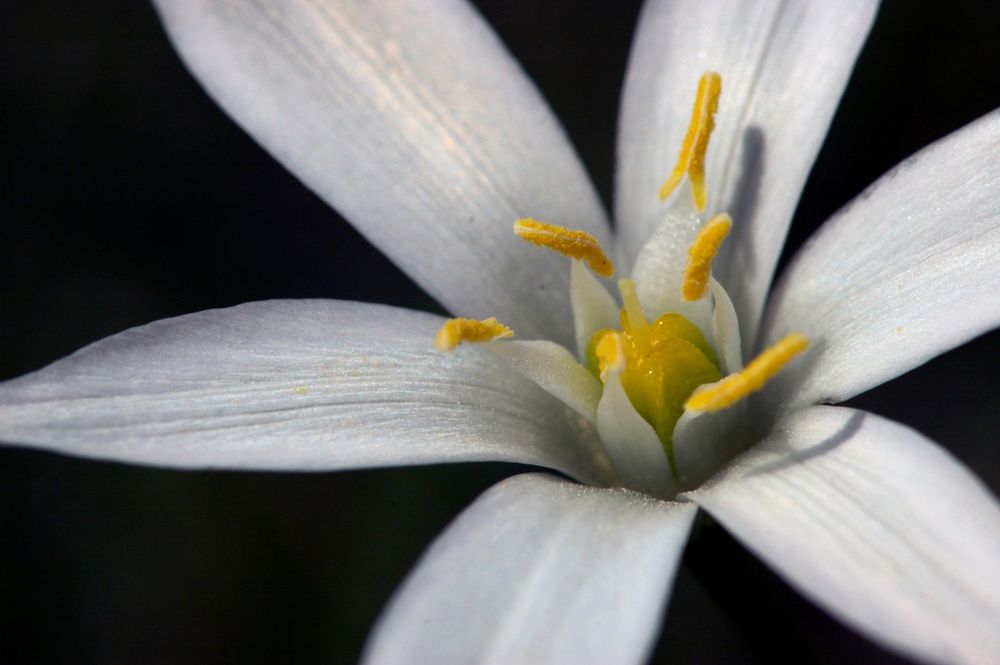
[434,317,513,352]
[684,333,809,412]
[658,71,722,212]
[594,331,625,381]
[513,218,615,277]
[682,213,732,302]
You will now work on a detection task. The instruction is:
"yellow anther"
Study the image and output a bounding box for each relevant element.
[594,331,625,381]
[684,333,809,412]
[682,214,732,302]
[658,72,722,212]
[513,218,615,277]
[434,317,513,352]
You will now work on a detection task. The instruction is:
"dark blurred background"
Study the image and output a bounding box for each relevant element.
[2,1,999,664]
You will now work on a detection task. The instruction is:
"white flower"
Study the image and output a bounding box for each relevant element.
[3,2,1000,664]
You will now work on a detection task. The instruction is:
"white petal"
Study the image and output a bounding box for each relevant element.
[686,406,1000,665]
[570,259,619,360]
[632,222,741,373]
[596,371,675,498]
[709,278,743,374]
[0,301,613,485]
[617,0,878,344]
[364,473,696,665]
[151,0,609,347]
[761,110,1000,410]
[672,400,747,492]
[632,184,713,331]
[484,339,602,425]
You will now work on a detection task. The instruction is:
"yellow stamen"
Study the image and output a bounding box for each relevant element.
[595,331,625,381]
[513,218,615,277]
[682,214,732,302]
[618,278,650,356]
[586,329,615,380]
[434,317,513,352]
[684,333,809,412]
[658,72,722,212]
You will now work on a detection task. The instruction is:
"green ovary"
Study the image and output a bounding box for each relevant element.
[589,312,722,473]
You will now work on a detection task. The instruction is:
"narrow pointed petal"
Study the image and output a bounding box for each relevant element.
[631,210,740,371]
[672,400,746,491]
[632,185,712,330]
[617,0,877,344]
[686,406,1000,665]
[484,339,602,425]
[151,0,609,346]
[0,301,613,485]
[761,110,1000,410]
[570,260,620,360]
[596,372,675,498]
[364,473,696,665]
[709,278,743,374]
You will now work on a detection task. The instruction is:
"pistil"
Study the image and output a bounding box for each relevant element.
[618,278,651,356]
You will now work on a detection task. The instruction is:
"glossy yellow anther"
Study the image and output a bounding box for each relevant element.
[595,331,625,381]
[434,317,513,352]
[682,214,732,302]
[684,333,809,412]
[514,218,615,277]
[659,72,722,212]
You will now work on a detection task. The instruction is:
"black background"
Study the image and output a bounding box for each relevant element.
[2,2,999,664]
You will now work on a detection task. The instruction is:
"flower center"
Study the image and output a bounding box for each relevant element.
[432,72,809,492]
[589,279,722,477]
